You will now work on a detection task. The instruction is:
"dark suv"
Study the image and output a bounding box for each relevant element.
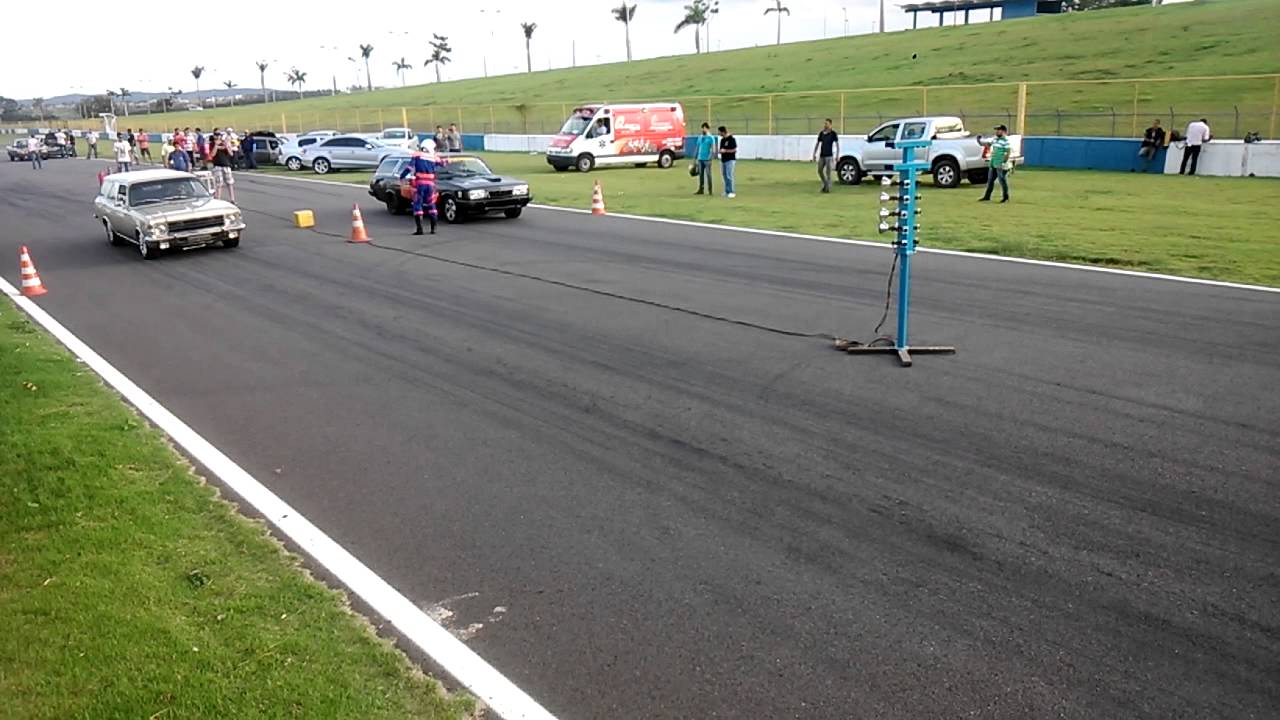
[368,153,532,223]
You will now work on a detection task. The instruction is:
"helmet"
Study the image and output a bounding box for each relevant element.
[418,137,437,153]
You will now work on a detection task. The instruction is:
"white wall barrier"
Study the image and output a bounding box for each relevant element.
[483,134,555,153]
[1162,140,1280,178]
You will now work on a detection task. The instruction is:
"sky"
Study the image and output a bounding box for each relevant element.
[4,0,1187,101]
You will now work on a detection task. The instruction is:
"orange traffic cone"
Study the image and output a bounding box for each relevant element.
[18,246,47,297]
[348,204,370,243]
[590,181,606,216]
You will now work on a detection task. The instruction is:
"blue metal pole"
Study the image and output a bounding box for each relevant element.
[896,144,914,350]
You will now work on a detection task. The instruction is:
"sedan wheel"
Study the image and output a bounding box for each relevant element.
[285,156,303,171]
[138,234,159,260]
[104,220,124,246]
[442,196,461,223]
[313,158,331,175]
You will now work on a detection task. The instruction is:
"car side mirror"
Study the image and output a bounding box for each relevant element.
[365,144,373,150]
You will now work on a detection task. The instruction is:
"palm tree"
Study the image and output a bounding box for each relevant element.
[674,1,710,54]
[393,57,413,86]
[32,97,45,123]
[359,43,374,91]
[520,23,537,74]
[118,87,132,116]
[764,1,790,46]
[424,34,452,83]
[286,68,307,100]
[256,60,270,102]
[105,89,117,115]
[190,66,205,106]
[612,4,636,61]
[223,80,237,106]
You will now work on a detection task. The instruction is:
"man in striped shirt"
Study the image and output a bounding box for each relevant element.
[978,124,1012,204]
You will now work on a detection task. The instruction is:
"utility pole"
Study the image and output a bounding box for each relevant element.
[880,0,886,33]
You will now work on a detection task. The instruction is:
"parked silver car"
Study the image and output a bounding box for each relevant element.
[93,169,245,260]
[300,135,399,174]
[279,135,328,170]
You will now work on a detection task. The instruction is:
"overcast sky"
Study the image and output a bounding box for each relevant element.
[2,0,962,100]
[5,0,1188,100]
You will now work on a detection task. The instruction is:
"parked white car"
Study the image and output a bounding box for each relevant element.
[299,134,400,174]
[279,135,330,170]
[836,116,1023,189]
[370,127,417,149]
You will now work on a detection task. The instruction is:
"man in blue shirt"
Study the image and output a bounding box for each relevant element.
[694,122,717,196]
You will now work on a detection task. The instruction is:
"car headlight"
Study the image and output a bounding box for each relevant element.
[149,220,168,236]
[467,189,488,200]
[511,184,529,196]
[225,212,242,227]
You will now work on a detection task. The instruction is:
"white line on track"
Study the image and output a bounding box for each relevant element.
[243,170,1279,295]
[0,277,558,720]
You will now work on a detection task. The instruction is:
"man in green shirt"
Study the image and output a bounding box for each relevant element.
[978,124,1011,203]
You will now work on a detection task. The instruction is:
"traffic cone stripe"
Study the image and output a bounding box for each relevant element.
[18,246,47,296]
[590,181,607,216]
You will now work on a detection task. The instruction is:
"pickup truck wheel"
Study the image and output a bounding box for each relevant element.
[285,156,303,171]
[575,154,595,173]
[441,196,462,223]
[837,158,863,185]
[658,151,675,169]
[104,220,125,246]
[137,232,159,260]
[967,169,990,185]
[503,207,523,219]
[312,157,331,175]
[932,158,961,189]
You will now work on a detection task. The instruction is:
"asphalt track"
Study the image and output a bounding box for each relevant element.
[3,158,1278,720]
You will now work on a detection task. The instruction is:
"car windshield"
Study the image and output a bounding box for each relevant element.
[440,157,492,176]
[129,178,211,206]
[383,130,409,139]
[559,110,597,136]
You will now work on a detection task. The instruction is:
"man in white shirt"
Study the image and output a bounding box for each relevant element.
[113,133,133,173]
[1180,118,1211,176]
[86,130,100,159]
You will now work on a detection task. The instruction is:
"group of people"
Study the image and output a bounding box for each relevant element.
[99,126,242,202]
[689,122,739,198]
[428,124,463,153]
[1139,117,1213,175]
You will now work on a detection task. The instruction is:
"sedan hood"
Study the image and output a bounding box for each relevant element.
[444,175,523,189]
[133,196,238,219]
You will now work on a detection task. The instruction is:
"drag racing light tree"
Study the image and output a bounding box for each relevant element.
[844,119,955,367]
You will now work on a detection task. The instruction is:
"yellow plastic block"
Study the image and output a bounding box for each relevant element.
[293,210,315,228]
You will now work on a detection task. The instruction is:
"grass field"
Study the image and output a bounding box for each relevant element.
[250,151,1280,287]
[23,0,1280,138]
[0,307,474,719]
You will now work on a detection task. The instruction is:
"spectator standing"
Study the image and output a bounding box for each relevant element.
[54,129,66,151]
[210,132,237,203]
[29,137,43,170]
[160,137,176,168]
[978,124,1012,203]
[812,119,840,193]
[63,129,76,157]
[433,125,447,151]
[194,128,207,169]
[125,129,138,163]
[168,141,191,172]
[241,133,257,169]
[136,129,151,164]
[1180,118,1211,176]
[181,127,195,167]
[113,133,132,173]
[446,123,462,153]
[718,125,737,198]
[694,122,717,196]
[1138,119,1165,172]
[86,129,99,158]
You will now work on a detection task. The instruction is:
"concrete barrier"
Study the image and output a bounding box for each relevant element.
[1163,139,1280,177]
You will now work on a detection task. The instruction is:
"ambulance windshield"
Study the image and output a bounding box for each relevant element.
[559,108,597,136]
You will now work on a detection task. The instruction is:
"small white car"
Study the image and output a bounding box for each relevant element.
[93,169,245,260]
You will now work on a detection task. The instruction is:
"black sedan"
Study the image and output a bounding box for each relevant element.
[369,153,532,223]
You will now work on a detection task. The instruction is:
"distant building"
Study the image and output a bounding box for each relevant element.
[900,0,1064,29]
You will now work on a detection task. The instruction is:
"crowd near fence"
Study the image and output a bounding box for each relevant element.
[5,75,1277,142]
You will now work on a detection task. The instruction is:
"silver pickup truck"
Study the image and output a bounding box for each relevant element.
[836,115,1023,189]
[93,169,245,260]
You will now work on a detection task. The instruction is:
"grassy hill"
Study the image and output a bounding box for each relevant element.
[38,0,1280,137]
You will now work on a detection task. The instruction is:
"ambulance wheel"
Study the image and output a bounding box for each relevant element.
[575,154,595,173]
[441,196,462,224]
[658,151,675,169]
